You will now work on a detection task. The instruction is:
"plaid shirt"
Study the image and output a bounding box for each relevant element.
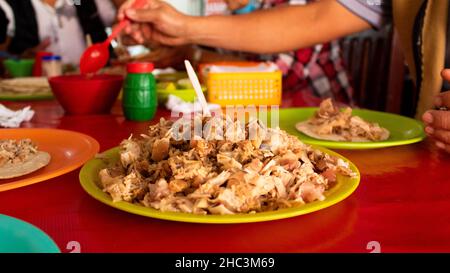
[204,0,354,106]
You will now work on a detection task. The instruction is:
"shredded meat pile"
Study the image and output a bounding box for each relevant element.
[99,116,356,215]
[0,139,38,167]
[308,99,389,141]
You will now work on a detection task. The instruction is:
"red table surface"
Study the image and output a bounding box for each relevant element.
[1,99,450,253]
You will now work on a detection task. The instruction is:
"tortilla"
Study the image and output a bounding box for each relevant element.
[296,121,390,142]
[0,77,51,94]
[0,151,51,179]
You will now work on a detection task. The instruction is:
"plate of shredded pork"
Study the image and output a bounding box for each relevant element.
[288,99,426,149]
[80,115,360,223]
[296,99,390,142]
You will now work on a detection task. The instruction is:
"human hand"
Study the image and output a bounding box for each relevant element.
[117,0,150,21]
[422,69,450,153]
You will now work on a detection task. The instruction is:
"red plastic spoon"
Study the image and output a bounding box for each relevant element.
[79,0,147,75]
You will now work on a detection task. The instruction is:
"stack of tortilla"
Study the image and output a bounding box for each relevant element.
[0,77,51,96]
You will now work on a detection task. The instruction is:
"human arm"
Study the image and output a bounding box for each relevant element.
[121,0,371,54]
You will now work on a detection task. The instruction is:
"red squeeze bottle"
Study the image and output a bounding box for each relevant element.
[32,51,53,77]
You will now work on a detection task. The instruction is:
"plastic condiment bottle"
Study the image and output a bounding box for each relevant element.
[123,62,157,121]
[42,55,62,77]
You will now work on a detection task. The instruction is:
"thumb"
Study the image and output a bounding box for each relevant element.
[119,0,153,20]
[118,0,135,21]
[126,3,162,23]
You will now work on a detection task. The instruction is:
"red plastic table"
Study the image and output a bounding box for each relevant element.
[1,99,450,253]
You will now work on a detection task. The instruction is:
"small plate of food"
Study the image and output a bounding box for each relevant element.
[282,99,426,149]
[80,115,360,224]
[0,139,51,179]
[0,77,54,101]
[0,129,99,192]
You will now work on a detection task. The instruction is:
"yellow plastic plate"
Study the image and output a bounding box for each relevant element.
[79,146,360,224]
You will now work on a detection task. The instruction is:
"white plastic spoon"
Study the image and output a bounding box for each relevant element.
[184,60,211,117]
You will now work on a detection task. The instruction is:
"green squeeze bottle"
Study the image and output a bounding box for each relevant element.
[123,62,157,121]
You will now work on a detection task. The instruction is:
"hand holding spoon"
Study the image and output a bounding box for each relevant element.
[79,0,147,74]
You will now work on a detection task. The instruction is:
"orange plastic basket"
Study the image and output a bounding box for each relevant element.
[201,62,282,106]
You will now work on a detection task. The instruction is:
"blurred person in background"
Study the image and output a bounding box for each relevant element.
[126,0,354,106]
[0,0,126,66]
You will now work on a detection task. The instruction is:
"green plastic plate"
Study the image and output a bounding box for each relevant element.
[278,108,426,150]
